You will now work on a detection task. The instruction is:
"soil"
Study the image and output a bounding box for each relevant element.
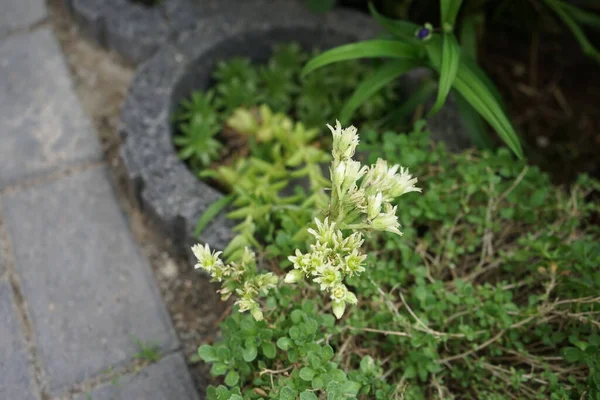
[47,0,227,394]
[481,26,600,185]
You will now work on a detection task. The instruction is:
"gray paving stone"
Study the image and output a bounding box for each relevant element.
[0,281,40,400]
[0,0,46,36]
[2,166,178,396]
[74,353,200,400]
[0,28,101,189]
[0,240,4,276]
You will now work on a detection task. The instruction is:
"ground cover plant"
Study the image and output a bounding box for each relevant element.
[189,113,600,399]
[173,43,404,174]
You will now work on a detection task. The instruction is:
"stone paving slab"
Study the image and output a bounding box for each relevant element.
[0,281,40,400]
[0,240,4,276]
[1,166,178,396]
[0,28,101,189]
[73,353,200,400]
[0,0,47,36]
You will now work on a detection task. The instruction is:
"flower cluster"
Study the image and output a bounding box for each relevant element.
[285,217,363,319]
[285,121,421,319]
[192,244,277,320]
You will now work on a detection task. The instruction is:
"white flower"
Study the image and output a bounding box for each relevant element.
[313,264,342,291]
[366,192,383,220]
[389,167,421,197]
[192,243,224,273]
[288,249,311,273]
[338,232,364,253]
[284,269,304,284]
[372,203,402,236]
[343,249,367,276]
[240,247,256,266]
[307,218,342,248]
[235,296,256,313]
[328,120,359,161]
[330,283,358,319]
[254,273,278,294]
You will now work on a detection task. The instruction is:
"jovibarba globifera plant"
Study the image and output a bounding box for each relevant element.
[193,121,421,320]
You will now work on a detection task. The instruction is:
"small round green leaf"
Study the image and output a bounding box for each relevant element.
[225,370,239,387]
[261,342,276,359]
[242,345,258,362]
[300,367,316,381]
[300,392,319,400]
[197,345,218,362]
[277,337,293,351]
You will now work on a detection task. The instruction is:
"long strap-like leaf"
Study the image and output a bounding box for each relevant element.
[302,40,420,76]
[340,59,422,124]
[428,34,461,116]
[369,3,421,42]
[453,62,524,159]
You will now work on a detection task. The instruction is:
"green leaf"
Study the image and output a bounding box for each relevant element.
[280,386,296,400]
[460,12,483,60]
[562,347,584,363]
[302,40,420,76]
[369,3,421,41]
[195,195,234,237]
[277,337,293,351]
[300,367,316,381]
[427,34,460,116]
[360,356,376,373]
[454,91,494,149]
[211,363,228,376]
[312,376,324,389]
[300,392,319,400]
[341,381,361,396]
[544,0,600,64]
[198,345,218,363]
[452,60,523,158]
[554,0,600,29]
[261,342,277,359]
[242,345,258,362]
[321,345,334,361]
[326,381,342,400]
[224,370,239,387]
[340,58,421,124]
[440,0,464,28]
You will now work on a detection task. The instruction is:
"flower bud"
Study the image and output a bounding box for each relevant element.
[285,269,304,284]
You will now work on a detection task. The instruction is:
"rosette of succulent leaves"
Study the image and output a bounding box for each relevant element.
[193,118,421,320]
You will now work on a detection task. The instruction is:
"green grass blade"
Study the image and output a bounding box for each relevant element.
[428,34,461,116]
[461,55,505,107]
[369,80,437,130]
[544,0,600,64]
[302,40,419,76]
[452,61,524,158]
[340,59,421,123]
[454,91,494,149]
[440,0,464,27]
[195,195,234,237]
[368,3,421,41]
[460,12,483,60]
[557,1,600,28]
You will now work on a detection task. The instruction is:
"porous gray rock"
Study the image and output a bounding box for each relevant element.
[0,0,46,37]
[1,166,178,396]
[0,281,40,400]
[66,0,238,64]
[0,28,101,189]
[119,1,381,260]
[73,353,200,400]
